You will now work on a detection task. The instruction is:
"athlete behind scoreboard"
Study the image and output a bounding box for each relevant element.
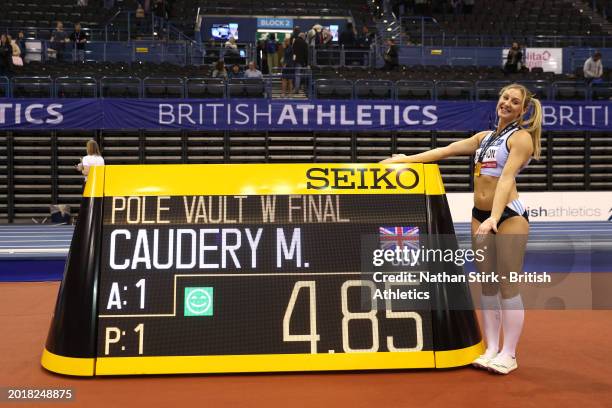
[382,83,543,375]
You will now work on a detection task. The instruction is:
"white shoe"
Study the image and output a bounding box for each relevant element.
[472,353,496,370]
[488,354,518,374]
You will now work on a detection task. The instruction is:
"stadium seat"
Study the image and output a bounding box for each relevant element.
[435,81,474,101]
[314,79,354,99]
[354,80,394,100]
[143,77,185,99]
[396,80,434,100]
[56,76,97,98]
[591,82,612,101]
[101,77,142,98]
[553,82,588,101]
[228,78,266,98]
[11,77,53,98]
[186,78,226,98]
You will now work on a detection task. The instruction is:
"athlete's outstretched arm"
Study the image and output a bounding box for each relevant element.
[380,131,487,163]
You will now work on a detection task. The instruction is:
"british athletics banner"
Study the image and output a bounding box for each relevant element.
[0,99,611,131]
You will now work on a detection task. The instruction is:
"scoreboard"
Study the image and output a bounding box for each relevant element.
[41,163,482,376]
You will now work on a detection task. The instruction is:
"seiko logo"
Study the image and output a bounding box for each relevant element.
[306,167,420,190]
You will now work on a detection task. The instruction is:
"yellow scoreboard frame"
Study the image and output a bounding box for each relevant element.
[41,163,483,376]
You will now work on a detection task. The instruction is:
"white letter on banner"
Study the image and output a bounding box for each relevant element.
[542,105,556,126]
[178,104,196,125]
[422,105,437,125]
[585,106,600,127]
[357,105,372,125]
[207,103,224,125]
[46,104,63,124]
[339,105,354,125]
[373,105,391,125]
[110,229,130,270]
[253,104,272,125]
[317,104,336,125]
[402,106,419,125]
[559,106,575,126]
[234,103,250,125]
[296,104,314,125]
[25,104,44,124]
[159,104,175,124]
[0,104,12,124]
[277,104,298,125]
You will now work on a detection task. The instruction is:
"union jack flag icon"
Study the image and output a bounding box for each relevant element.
[379,226,420,251]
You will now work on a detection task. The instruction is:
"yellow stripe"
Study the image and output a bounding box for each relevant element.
[83,166,105,198]
[40,348,95,376]
[103,163,431,197]
[434,340,484,368]
[96,351,435,375]
[424,163,446,195]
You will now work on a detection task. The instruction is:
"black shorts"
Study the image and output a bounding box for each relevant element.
[472,206,529,228]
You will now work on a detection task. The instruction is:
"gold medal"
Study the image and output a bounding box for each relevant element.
[474,162,482,177]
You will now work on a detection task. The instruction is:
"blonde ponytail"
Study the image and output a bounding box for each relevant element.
[521,97,542,160]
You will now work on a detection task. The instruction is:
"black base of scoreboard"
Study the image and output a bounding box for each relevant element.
[41,164,484,376]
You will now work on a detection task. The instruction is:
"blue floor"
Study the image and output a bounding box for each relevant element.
[1,222,611,282]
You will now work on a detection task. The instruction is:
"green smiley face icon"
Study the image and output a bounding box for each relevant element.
[184,287,214,317]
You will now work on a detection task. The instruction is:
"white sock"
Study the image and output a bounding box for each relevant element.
[500,294,524,358]
[480,293,502,358]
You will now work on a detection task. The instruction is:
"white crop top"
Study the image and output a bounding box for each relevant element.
[474,126,530,177]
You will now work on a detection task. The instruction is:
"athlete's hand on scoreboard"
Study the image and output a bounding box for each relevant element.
[379,154,407,163]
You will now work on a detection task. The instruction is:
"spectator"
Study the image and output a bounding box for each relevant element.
[504,42,523,74]
[224,36,239,56]
[50,21,69,62]
[290,26,301,43]
[256,39,268,74]
[17,32,26,60]
[292,32,308,93]
[583,52,603,84]
[135,4,146,39]
[0,34,12,76]
[194,13,203,46]
[153,0,167,19]
[76,140,104,185]
[339,22,357,49]
[212,60,228,79]
[244,61,263,79]
[152,0,168,37]
[307,24,323,47]
[281,37,294,97]
[266,33,279,71]
[77,0,88,6]
[9,36,23,67]
[383,38,399,70]
[70,23,87,62]
[228,64,243,79]
[321,28,333,47]
[358,26,375,48]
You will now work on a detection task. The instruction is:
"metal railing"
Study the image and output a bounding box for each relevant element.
[311,46,375,68]
[2,76,610,101]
